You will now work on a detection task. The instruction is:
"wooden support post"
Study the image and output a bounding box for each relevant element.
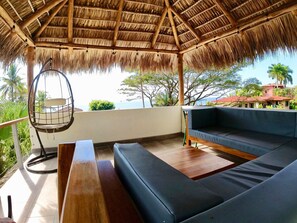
[27,47,35,91]
[178,54,184,105]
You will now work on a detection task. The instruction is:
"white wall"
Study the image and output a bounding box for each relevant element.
[30,106,183,149]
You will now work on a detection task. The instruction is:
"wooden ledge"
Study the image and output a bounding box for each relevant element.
[58,140,110,223]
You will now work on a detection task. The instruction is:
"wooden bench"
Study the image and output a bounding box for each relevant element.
[58,140,143,223]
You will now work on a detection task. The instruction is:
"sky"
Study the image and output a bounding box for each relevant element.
[238,51,297,86]
[0,50,296,109]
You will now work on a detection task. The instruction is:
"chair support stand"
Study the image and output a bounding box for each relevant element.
[26,130,57,174]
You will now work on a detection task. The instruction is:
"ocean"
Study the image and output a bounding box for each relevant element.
[77,98,215,111]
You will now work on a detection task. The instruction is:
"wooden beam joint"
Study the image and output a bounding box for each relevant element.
[0,6,34,46]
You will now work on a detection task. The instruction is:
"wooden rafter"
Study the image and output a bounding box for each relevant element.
[126,0,163,9]
[113,0,125,46]
[181,0,297,54]
[0,6,34,46]
[292,9,297,16]
[213,0,236,26]
[6,0,31,35]
[187,5,217,22]
[35,41,179,55]
[170,6,201,41]
[27,0,41,26]
[34,1,67,39]
[165,0,180,49]
[151,8,167,48]
[68,0,74,43]
[180,0,203,14]
[20,0,64,30]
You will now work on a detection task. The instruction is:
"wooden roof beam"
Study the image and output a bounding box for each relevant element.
[293,9,297,16]
[68,0,74,43]
[169,6,201,41]
[0,6,34,46]
[181,0,297,54]
[165,0,180,50]
[151,8,167,48]
[34,1,66,39]
[113,0,125,47]
[20,0,64,30]
[35,41,179,55]
[213,0,236,26]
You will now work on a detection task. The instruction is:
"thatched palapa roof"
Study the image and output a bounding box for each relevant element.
[0,0,297,72]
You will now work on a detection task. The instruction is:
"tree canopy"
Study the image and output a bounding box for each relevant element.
[267,63,293,87]
[236,78,263,97]
[120,64,244,107]
[0,64,26,102]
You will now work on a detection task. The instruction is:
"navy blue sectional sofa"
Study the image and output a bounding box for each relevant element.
[114,107,297,223]
[186,107,297,156]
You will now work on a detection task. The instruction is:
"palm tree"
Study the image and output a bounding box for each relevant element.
[267,63,293,87]
[0,64,26,102]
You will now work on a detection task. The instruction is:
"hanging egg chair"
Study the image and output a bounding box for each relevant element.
[27,58,74,174]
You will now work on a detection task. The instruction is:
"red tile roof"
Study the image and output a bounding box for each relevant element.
[214,96,291,103]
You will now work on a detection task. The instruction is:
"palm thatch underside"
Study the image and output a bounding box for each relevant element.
[0,0,296,72]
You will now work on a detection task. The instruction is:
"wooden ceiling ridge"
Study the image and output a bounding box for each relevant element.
[180,0,297,54]
[34,1,67,39]
[113,0,125,47]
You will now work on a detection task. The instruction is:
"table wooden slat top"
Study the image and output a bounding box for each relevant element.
[156,146,235,180]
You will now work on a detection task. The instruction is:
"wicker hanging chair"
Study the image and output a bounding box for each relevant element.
[27,58,74,174]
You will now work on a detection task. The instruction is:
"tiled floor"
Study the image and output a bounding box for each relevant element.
[0,135,246,223]
[0,155,58,223]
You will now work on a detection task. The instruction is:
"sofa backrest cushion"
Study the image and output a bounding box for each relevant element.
[217,107,297,137]
[187,107,217,129]
[114,143,223,223]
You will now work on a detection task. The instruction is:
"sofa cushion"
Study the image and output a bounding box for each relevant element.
[114,143,223,223]
[189,126,292,156]
[182,159,297,223]
[197,139,297,201]
[216,107,297,137]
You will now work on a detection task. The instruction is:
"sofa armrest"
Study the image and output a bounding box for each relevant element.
[186,107,216,130]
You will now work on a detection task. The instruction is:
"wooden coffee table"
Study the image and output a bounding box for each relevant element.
[156,146,235,180]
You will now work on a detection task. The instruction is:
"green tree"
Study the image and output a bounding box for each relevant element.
[119,73,162,107]
[0,64,26,102]
[0,101,31,175]
[236,78,263,97]
[267,63,293,87]
[89,100,115,111]
[120,64,244,106]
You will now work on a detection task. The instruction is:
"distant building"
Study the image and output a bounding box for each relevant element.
[213,84,291,109]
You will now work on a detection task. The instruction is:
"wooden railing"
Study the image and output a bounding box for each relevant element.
[58,140,143,223]
[0,117,28,169]
[58,140,110,223]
